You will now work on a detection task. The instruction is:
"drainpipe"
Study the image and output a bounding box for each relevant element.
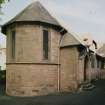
[57,42,60,92]
[57,29,65,92]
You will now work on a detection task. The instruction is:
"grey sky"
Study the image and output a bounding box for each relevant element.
[0,0,105,47]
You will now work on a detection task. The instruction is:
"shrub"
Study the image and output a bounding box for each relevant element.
[0,70,6,85]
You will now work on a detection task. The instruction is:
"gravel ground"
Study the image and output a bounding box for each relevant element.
[0,80,105,105]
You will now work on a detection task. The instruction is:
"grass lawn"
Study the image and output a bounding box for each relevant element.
[0,80,105,105]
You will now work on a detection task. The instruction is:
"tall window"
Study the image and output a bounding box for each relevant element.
[11,31,16,58]
[97,60,100,68]
[91,55,95,68]
[43,29,49,60]
[101,61,104,69]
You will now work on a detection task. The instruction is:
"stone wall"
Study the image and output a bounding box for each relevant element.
[6,64,58,96]
[60,47,78,91]
[6,24,61,96]
[7,24,61,64]
[100,70,105,79]
[77,58,84,83]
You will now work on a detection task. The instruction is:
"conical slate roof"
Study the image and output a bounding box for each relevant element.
[3,1,60,27]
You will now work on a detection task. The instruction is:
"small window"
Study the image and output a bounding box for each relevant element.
[11,31,16,58]
[101,61,104,69]
[97,60,100,68]
[91,55,95,68]
[43,29,49,60]
[99,61,101,69]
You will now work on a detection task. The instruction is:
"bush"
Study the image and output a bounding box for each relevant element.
[0,70,6,85]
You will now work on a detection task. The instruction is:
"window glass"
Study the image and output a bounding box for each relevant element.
[43,30,49,60]
[11,31,15,58]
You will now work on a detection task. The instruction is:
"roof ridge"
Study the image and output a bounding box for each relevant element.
[2,1,60,27]
[2,2,33,26]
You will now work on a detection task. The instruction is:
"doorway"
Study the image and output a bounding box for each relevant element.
[84,56,88,81]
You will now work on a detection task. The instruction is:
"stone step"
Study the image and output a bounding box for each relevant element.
[79,81,96,91]
[83,85,96,91]
[81,81,90,85]
[82,83,92,88]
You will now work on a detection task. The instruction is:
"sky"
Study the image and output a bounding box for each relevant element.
[0,0,105,48]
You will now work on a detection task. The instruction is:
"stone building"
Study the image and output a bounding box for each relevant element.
[1,1,105,96]
[0,47,6,70]
[96,44,105,79]
[97,44,105,57]
[60,32,105,88]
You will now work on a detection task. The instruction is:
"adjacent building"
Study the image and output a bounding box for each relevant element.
[0,47,6,70]
[96,44,105,79]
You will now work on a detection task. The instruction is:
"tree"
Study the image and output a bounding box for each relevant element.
[0,0,5,4]
[0,0,10,8]
[0,0,9,24]
[0,0,9,17]
[0,0,9,5]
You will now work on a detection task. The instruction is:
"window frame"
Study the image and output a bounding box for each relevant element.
[91,54,95,68]
[11,30,16,59]
[42,28,50,60]
[97,59,100,68]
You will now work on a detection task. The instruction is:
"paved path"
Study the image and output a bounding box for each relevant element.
[0,80,105,105]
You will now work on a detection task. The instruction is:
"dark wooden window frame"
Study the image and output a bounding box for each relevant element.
[11,31,16,59]
[43,29,50,60]
[91,54,95,68]
[101,61,104,69]
[97,59,100,68]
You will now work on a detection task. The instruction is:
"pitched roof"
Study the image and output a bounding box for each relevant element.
[60,32,81,47]
[97,44,105,57]
[2,1,60,27]
[60,32,93,47]
[78,33,96,52]
[60,32,98,53]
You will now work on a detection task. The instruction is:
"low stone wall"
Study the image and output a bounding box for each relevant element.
[100,70,105,79]
[91,69,99,80]
[90,69,105,80]
[60,47,79,91]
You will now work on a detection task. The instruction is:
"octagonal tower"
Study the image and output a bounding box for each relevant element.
[1,1,66,96]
